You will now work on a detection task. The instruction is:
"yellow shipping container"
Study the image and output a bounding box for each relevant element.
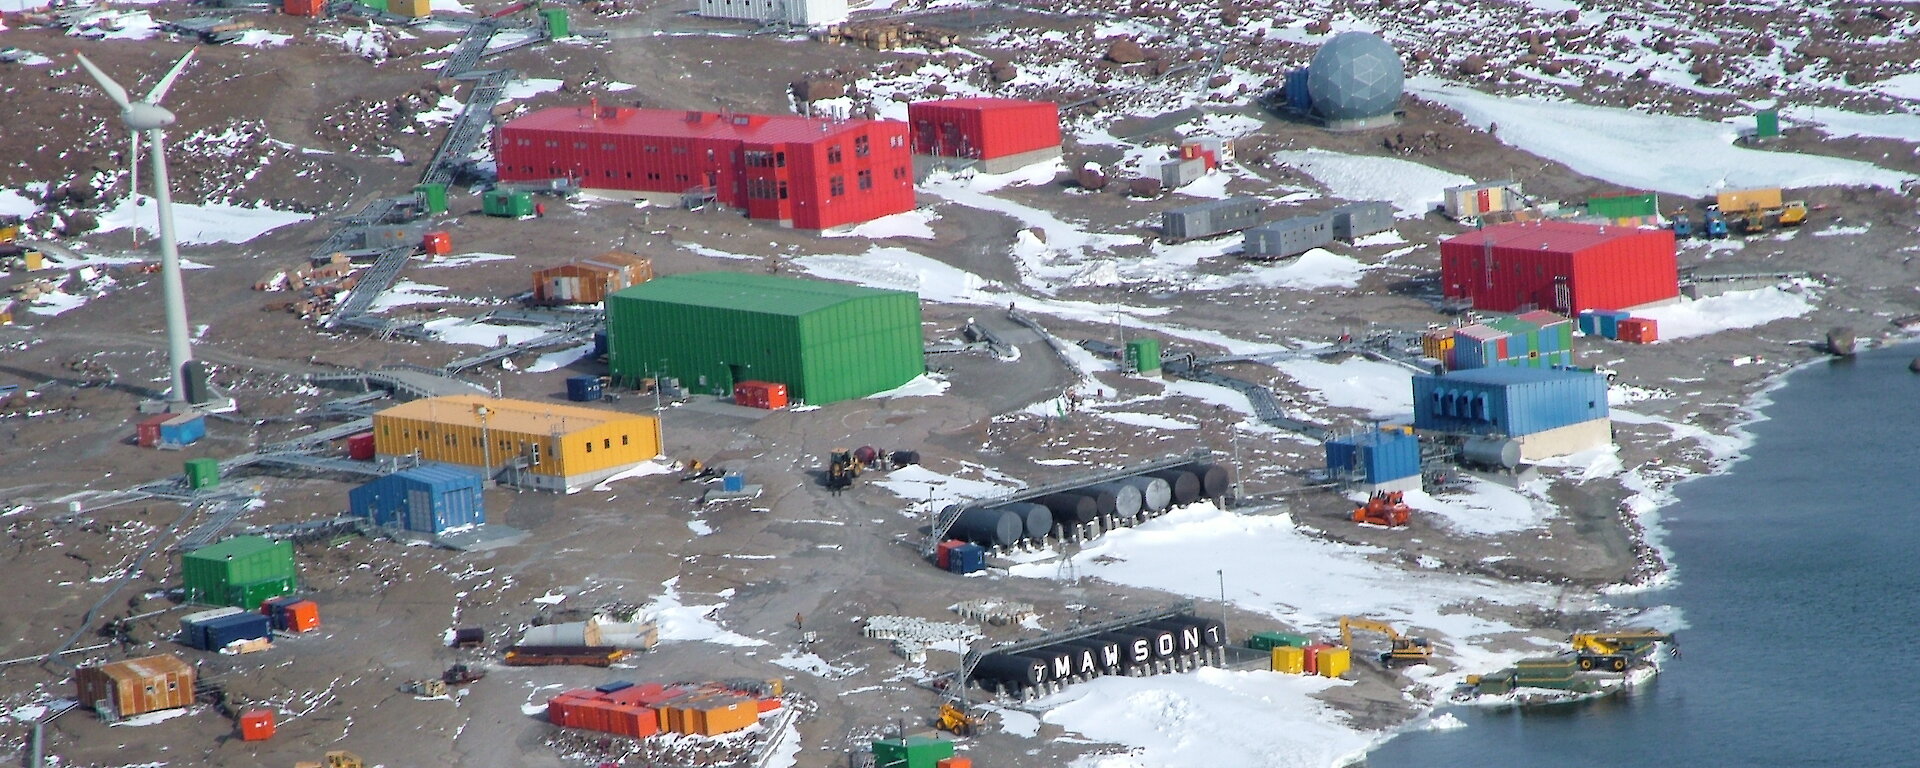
[1271,646,1306,674]
[1316,647,1352,679]
[1717,187,1783,214]
[373,395,663,492]
[390,0,432,17]
[1420,329,1453,361]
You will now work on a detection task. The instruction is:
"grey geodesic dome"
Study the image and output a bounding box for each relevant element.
[1305,32,1405,123]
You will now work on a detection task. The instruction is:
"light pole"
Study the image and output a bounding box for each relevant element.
[1217,569,1226,618]
[474,404,492,485]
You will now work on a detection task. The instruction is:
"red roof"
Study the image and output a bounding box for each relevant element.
[503,106,893,144]
[1443,220,1653,254]
[1514,309,1570,327]
[909,97,1057,111]
[1454,324,1507,342]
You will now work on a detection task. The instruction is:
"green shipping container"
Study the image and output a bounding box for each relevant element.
[415,183,448,214]
[482,189,535,217]
[1755,109,1780,139]
[184,458,220,490]
[540,7,569,38]
[360,0,388,11]
[181,536,297,607]
[607,273,923,405]
[1587,192,1658,219]
[872,735,954,768]
[1125,337,1162,375]
[1247,631,1310,651]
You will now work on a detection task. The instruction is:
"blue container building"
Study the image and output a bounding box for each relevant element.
[181,611,271,651]
[1412,367,1609,437]
[947,543,986,574]
[1325,429,1421,485]
[566,375,603,402]
[159,413,206,447]
[348,463,486,534]
[1284,68,1312,112]
[1593,310,1631,339]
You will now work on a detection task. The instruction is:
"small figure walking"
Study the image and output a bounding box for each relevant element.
[794,613,805,631]
[534,202,547,218]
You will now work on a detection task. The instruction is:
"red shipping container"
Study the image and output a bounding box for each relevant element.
[1303,642,1336,676]
[937,758,973,768]
[935,539,964,570]
[346,431,376,460]
[907,99,1061,162]
[1617,317,1658,344]
[733,380,789,410]
[1440,221,1678,314]
[238,708,276,741]
[136,413,171,448]
[615,704,659,737]
[283,0,325,16]
[422,231,452,255]
[755,697,782,713]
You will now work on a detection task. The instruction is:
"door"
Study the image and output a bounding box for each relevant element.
[407,488,433,532]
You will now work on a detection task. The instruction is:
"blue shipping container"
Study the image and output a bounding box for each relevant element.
[1325,430,1421,484]
[1576,311,1601,337]
[347,463,486,534]
[947,544,986,574]
[565,375,603,402]
[182,611,271,650]
[1285,68,1312,112]
[1412,367,1609,437]
[592,331,609,357]
[722,472,745,492]
[159,413,205,446]
[1597,310,1631,339]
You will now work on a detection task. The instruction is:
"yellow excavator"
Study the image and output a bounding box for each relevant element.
[1339,617,1433,668]
[1570,628,1676,672]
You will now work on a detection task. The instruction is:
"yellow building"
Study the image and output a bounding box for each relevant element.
[390,0,433,18]
[373,395,662,492]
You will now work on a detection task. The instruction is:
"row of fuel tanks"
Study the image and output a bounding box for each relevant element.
[967,614,1229,700]
[942,461,1233,549]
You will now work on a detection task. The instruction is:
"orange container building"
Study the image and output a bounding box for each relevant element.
[283,0,325,16]
[1617,317,1658,344]
[74,654,196,720]
[422,231,453,255]
[531,252,653,305]
[238,708,276,741]
[732,380,789,409]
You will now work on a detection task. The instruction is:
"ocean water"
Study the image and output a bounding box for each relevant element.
[1365,344,1920,767]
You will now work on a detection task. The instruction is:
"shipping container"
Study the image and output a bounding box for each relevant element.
[1243,214,1333,259]
[934,539,963,570]
[159,413,205,447]
[1303,642,1335,676]
[1587,191,1658,220]
[1576,310,1600,337]
[497,107,914,231]
[414,182,448,214]
[1158,157,1209,188]
[181,536,297,607]
[721,472,745,492]
[1420,330,1454,366]
[283,0,326,16]
[732,380,790,409]
[1716,187,1783,215]
[947,543,987,574]
[532,252,653,305]
[1270,645,1306,674]
[261,597,320,632]
[359,0,388,11]
[74,654,195,720]
[238,708,275,741]
[373,395,662,492]
[873,735,956,768]
[1326,201,1394,241]
[1412,367,1610,437]
[347,463,486,534]
[606,273,923,405]
[346,431,376,460]
[1316,646,1352,678]
[1124,337,1161,374]
[908,98,1061,162]
[1248,631,1311,651]
[136,413,171,448]
[1440,221,1678,313]
[391,0,431,17]
[181,611,271,651]
[1596,309,1631,339]
[936,757,974,768]
[1443,180,1518,219]
[1163,197,1264,242]
[184,457,220,489]
[482,189,535,218]
[422,231,452,255]
[1617,317,1658,344]
[1324,429,1420,484]
[539,7,569,37]
[566,375,604,402]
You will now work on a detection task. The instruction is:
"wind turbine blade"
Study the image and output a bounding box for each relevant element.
[73,51,133,110]
[145,48,197,105]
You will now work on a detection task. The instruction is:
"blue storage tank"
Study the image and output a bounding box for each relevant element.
[182,611,271,650]
[566,375,603,402]
[1325,429,1420,483]
[347,463,486,534]
[1412,367,1609,437]
[947,543,987,574]
[159,413,206,446]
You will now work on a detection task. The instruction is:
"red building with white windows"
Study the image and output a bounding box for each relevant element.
[1439,220,1678,314]
[907,98,1062,174]
[495,106,914,231]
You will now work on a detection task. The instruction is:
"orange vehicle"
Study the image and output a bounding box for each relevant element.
[1351,491,1412,527]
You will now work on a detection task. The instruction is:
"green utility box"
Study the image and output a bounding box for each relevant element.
[414,182,448,214]
[184,458,221,490]
[482,189,535,217]
[1755,109,1781,140]
[1587,192,1658,219]
[182,536,297,607]
[360,0,388,11]
[540,7,569,38]
[1247,631,1310,651]
[1125,337,1162,375]
[871,735,954,768]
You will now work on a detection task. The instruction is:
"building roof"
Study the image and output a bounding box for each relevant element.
[1453,324,1507,342]
[183,535,282,562]
[393,463,486,488]
[609,272,913,316]
[1427,367,1602,385]
[1513,309,1570,327]
[1443,220,1660,254]
[536,251,650,276]
[91,654,192,681]
[503,106,892,144]
[909,97,1058,111]
[377,395,653,435]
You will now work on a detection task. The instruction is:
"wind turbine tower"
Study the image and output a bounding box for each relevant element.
[75,49,214,411]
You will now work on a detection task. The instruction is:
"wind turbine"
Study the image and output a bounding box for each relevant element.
[75,49,205,409]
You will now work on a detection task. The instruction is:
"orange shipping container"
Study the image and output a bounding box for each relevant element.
[1617,317,1658,344]
[422,231,452,255]
[937,758,974,768]
[282,0,325,16]
[238,708,276,741]
[74,654,196,719]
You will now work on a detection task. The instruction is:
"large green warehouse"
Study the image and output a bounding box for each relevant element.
[606,272,924,405]
[180,536,296,608]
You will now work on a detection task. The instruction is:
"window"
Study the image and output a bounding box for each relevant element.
[893,166,907,180]
[857,169,873,190]
[671,145,688,155]
[889,135,905,148]
[675,173,689,184]
[746,151,772,167]
[545,141,558,148]
[775,151,786,167]
[167,680,178,690]
[602,143,616,151]
[778,181,788,200]
[573,142,587,149]
[444,434,454,446]
[854,136,870,157]
[645,145,658,153]
[621,435,629,446]
[827,145,843,164]
[830,176,845,196]
[585,441,593,453]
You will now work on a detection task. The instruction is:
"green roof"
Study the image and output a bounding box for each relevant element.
[183,535,281,562]
[609,272,913,316]
[1482,316,1538,335]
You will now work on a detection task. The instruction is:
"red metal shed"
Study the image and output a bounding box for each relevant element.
[496,106,914,231]
[907,98,1061,162]
[1439,221,1677,313]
